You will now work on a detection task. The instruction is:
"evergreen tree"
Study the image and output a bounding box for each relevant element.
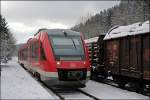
[0,15,16,64]
[71,0,150,39]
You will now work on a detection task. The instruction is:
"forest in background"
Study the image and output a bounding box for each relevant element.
[1,0,150,58]
[71,0,150,39]
[0,15,16,61]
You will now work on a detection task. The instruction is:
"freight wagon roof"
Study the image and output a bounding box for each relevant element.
[104,20,150,40]
[39,29,81,36]
[84,37,99,43]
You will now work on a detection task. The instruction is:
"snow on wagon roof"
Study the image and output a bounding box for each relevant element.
[104,20,150,40]
[84,37,99,43]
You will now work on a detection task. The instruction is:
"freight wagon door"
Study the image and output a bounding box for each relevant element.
[143,34,150,80]
[106,40,119,75]
[129,36,142,78]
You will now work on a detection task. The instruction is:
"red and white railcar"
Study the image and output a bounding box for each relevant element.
[18,29,90,87]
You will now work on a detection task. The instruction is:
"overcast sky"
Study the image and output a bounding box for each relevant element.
[1,1,120,44]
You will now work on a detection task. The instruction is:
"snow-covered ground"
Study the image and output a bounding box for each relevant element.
[1,57,54,99]
[1,57,149,99]
[81,80,149,99]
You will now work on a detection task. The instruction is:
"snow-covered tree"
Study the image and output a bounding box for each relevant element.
[71,0,150,39]
[0,15,16,64]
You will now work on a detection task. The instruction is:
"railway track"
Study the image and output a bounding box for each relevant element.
[39,80,100,100]
[39,80,65,100]
[76,88,100,100]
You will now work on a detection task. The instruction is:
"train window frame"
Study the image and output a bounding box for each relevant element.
[30,40,39,61]
[35,41,39,61]
[31,44,35,58]
[49,35,86,61]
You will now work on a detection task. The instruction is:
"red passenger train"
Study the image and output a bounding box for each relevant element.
[18,29,91,87]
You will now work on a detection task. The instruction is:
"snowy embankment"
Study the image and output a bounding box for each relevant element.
[1,57,54,99]
[81,80,149,99]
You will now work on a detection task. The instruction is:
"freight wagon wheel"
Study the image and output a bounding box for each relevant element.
[113,75,126,89]
[134,82,143,93]
[128,81,143,93]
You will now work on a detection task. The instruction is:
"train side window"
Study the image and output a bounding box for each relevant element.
[32,44,36,59]
[40,43,46,60]
[22,50,24,60]
[30,45,32,58]
[31,44,35,58]
[31,42,38,61]
[35,42,39,61]
[26,48,28,60]
[25,48,27,60]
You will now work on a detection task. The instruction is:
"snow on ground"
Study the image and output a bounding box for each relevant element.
[81,80,149,99]
[1,57,54,99]
[1,57,149,99]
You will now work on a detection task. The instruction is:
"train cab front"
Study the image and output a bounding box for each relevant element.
[48,30,91,88]
[56,60,90,88]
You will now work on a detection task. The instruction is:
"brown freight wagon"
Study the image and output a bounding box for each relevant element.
[103,21,150,91]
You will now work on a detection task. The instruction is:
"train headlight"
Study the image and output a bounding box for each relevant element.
[57,61,60,65]
[83,61,86,64]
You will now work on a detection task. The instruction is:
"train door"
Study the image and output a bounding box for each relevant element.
[106,40,119,75]
[143,34,150,80]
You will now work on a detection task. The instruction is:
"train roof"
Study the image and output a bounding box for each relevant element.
[35,29,80,36]
[104,20,150,40]
[84,37,99,43]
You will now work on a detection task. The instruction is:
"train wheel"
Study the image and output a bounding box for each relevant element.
[35,72,41,81]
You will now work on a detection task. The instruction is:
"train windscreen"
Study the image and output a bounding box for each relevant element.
[49,36,85,60]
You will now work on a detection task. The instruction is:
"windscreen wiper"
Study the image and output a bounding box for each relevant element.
[63,31,77,49]
[71,38,77,49]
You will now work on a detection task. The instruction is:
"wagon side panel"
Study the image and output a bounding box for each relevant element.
[120,37,130,76]
[106,40,119,75]
[129,36,142,78]
[143,34,150,80]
